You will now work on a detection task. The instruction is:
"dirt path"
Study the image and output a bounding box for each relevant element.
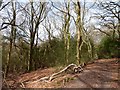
[63,58,120,88]
[3,58,120,88]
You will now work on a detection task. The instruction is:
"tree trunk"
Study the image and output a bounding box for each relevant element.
[5,1,16,77]
[5,37,12,77]
[63,1,70,64]
[75,1,82,64]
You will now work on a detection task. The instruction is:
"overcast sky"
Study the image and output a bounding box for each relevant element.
[1,0,119,42]
[2,0,119,2]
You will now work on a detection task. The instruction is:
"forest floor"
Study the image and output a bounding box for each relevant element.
[3,58,120,88]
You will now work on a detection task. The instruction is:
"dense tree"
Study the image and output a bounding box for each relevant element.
[93,0,120,59]
[97,34,120,58]
[1,0,118,79]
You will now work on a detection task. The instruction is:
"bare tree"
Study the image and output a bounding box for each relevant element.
[4,1,16,77]
[63,1,71,64]
[51,0,93,64]
[74,0,82,64]
[94,1,120,40]
[51,1,71,64]
[25,1,48,71]
[43,16,55,44]
[1,1,49,72]
[81,0,95,60]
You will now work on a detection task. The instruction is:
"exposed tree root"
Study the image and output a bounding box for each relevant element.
[38,63,84,82]
[21,63,85,85]
[2,63,85,88]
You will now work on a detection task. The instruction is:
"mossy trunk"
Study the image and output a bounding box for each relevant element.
[63,1,70,64]
[75,1,82,64]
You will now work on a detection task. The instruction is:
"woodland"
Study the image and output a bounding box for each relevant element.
[0,0,120,88]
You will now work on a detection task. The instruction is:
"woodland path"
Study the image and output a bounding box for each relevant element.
[3,58,120,88]
[63,58,120,88]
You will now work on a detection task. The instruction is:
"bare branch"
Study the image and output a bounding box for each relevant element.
[0,2,10,11]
